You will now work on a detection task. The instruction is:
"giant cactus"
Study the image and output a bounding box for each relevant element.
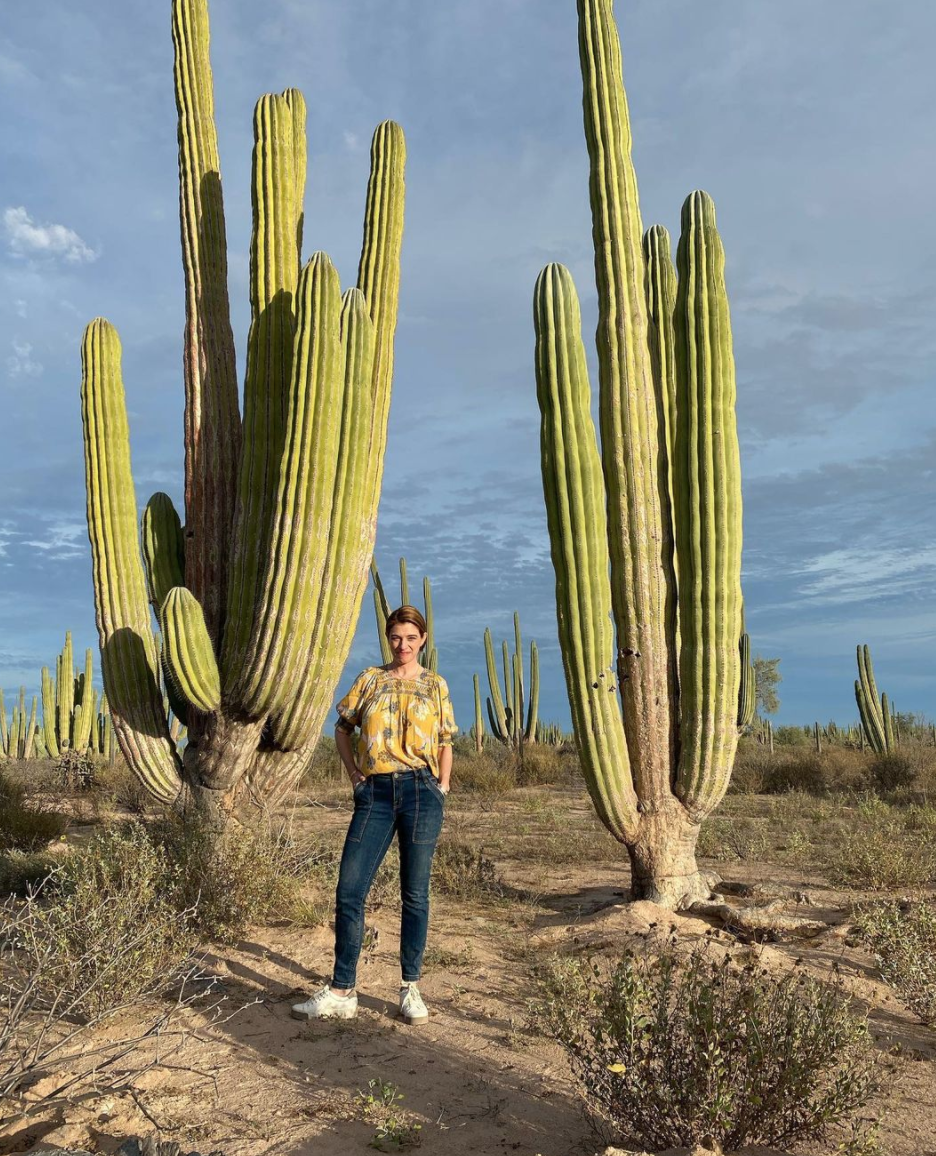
[854,644,894,755]
[40,632,97,757]
[533,0,743,907]
[80,0,404,820]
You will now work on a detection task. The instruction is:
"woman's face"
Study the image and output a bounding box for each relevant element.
[388,623,427,665]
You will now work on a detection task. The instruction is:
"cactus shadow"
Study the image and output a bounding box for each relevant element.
[102,629,170,739]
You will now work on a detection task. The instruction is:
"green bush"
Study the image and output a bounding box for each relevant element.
[533,947,879,1152]
[855,900,936,1025]
[0,771,68,853]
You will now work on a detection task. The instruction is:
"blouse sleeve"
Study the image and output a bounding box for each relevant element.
[335,670,373,733]
[437,676,457,747]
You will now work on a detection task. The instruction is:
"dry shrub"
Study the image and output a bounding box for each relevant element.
[452,752,516,794]
[0,771,68,854]
[697,816,769,862]
[517,744,563,786]
[855,900,936,1025]
[151,814,330,941]
[12,823,195,1016]
[823,803,936,891]
[0,851,57,898]
[533,947,879,1152]
[729,742,771,794]
[869,753,916,793]
[431,838,505,901]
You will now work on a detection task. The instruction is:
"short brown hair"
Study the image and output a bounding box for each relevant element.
[385,605,427,637]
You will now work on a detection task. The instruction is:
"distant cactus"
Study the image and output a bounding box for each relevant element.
[737,628,755,730]
[854,644,894,756]
[483,612,539,750]
[371,557,437,670]
[533,0,743,906]
[473,674,484,753]
[79,0,404,819]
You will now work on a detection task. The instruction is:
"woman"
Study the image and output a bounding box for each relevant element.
[292,606,456,1026]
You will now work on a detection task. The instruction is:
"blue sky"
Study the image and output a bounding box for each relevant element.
[1,0,933,736]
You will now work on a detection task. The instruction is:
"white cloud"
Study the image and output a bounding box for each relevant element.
[4,205,98,264]
[13,298,26,317]
[6,339,42,378]
[343,130,361,151]
[23,521,86,561]
[795,544,936,608]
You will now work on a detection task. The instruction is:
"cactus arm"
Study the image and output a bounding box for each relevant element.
[737,631,755,729]
[525,640,540,742]
[399,557,410,606]
[72,648,97,751]
[484,628,509,741]
[234,253,347,716]
[512,651,523,746]
[262,122,405,766]
[356,121,405,500]
[422,575,435,667]
[370,560,393,663]
[672,192,743,819]
[502,640,514,738]
[59,632,74,748]
[142,492,186,611]
[160,587,221,713]
[473,674,484,751]
[283,88,307,261]
[577,0,677,791]
[534,262,638,841]
[856,644,886,754]
[485,696,500,740]
[222,92,302,696]
[171,0,241,641]
[40,668,60,759]
[81,318,183,803]
[23,696,38,759]
[268,287,379,753]
[881,692,895,753]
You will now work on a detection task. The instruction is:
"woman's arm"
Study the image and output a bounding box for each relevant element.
[335,727,365,787]
[438,743,453,793]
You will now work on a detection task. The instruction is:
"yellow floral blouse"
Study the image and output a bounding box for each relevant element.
[335,666,457,778]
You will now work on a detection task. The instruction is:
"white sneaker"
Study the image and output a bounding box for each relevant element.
[291,984,358,1021]
[399,983,429,1025]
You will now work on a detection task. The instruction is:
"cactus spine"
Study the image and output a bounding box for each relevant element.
[533,0,743,906]
[80,0,405,818]
[483,612,539,749]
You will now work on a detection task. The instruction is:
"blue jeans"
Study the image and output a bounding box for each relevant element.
[332,768,445,989]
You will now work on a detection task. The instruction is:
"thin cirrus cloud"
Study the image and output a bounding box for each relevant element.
[4,206,99,264]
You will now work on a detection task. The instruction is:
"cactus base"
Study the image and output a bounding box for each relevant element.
[627,807,711,908]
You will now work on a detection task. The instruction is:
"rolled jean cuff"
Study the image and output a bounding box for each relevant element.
[331,973,356,990]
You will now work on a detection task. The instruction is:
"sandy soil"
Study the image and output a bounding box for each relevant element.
[2,785,935,1156]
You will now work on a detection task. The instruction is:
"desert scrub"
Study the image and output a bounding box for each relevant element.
[855,900,936,1025]
[0,771,68,854]
[696,816,769,862]
[532,947,879,1152]
[432,838,505,901]
[822,804,936,891]
[151,814,331,941]
[10,822,194,1015]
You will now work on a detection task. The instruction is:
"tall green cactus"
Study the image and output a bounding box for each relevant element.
[371,557,437,670]
[483,612,539,749]
[39,633,98,757]
[80,0,405,819]
[854,644,894,755]
[737,629,756,730]
[533,0,743,906]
